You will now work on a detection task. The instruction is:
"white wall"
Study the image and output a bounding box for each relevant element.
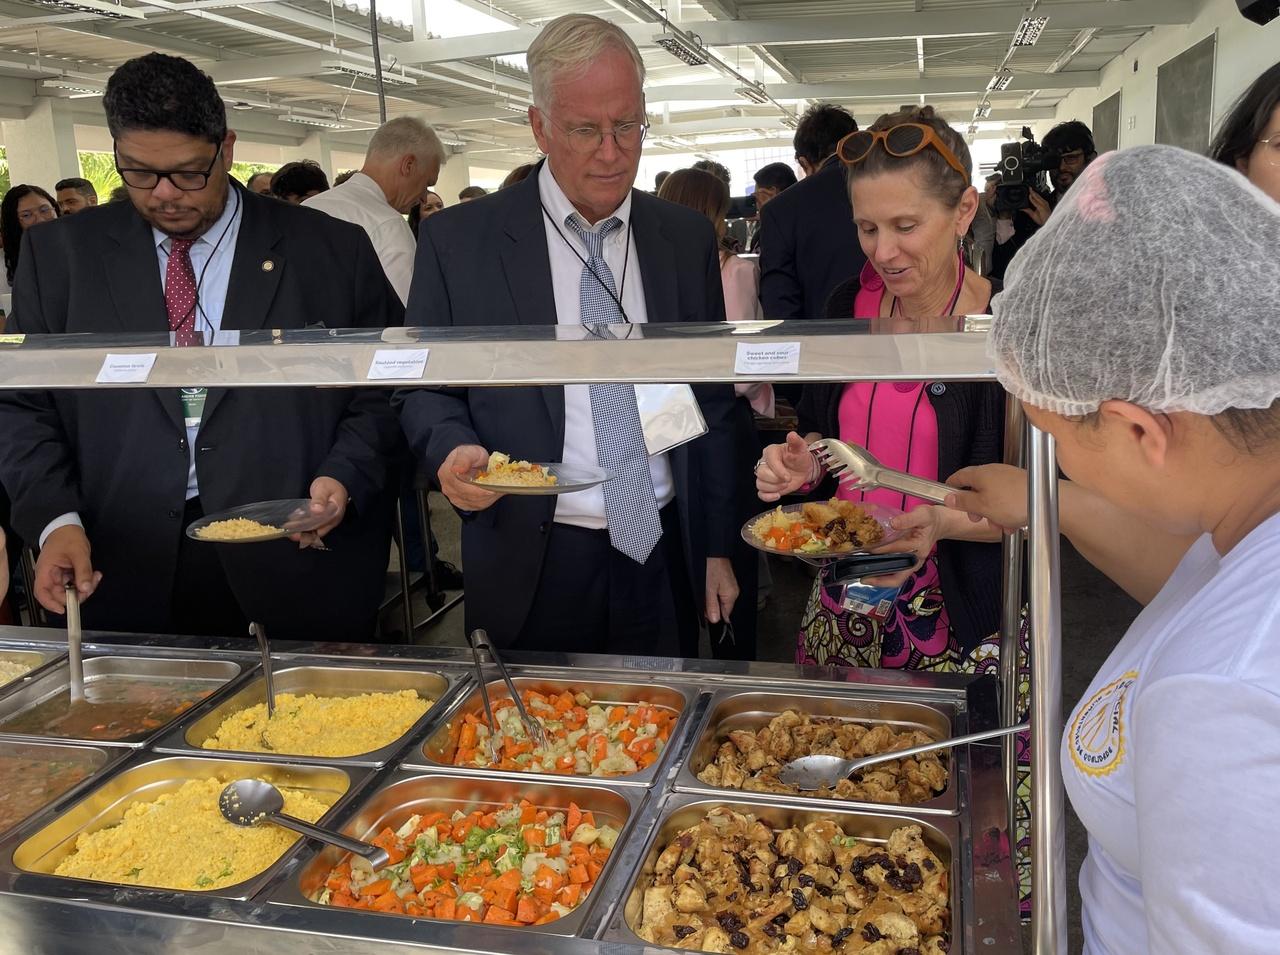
[1046,0,1280,149]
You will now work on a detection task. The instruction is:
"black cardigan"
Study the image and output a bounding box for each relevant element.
[795,275,1006,656]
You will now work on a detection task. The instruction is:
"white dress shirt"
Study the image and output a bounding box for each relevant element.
[537,160,674,530]
[39,189,243,547]
[304,172,415,305]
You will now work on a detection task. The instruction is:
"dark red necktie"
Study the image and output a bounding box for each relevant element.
[165,237,201,346]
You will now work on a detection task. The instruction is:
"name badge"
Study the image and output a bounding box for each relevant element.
[636,384,707,456]
[181,387,207,428]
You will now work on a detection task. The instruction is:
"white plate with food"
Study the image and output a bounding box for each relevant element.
[741,498,905,559]
[186,499,340,543]
[459,452,611,496]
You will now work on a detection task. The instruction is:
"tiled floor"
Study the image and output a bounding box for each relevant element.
[406,493,1139,953]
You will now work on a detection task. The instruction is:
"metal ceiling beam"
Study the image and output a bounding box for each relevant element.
[648,104,1056,136]
[372,0,1194,66]
[647,72,1100,102]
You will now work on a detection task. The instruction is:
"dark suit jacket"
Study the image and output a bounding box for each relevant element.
[394,163,737,647]
[0,186,404,639]
[758,155,867,320]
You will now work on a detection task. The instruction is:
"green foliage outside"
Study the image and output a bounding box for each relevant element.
[0,147,276,202]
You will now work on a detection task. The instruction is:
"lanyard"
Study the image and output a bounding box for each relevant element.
[159,186,240,337]
[541,204,633,325]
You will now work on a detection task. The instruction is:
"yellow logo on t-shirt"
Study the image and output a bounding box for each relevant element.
[1069,670,1138,777]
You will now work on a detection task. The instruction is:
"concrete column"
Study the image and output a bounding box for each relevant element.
[282,132,334,177]
[433,151,472,206]
[1,96,80,188]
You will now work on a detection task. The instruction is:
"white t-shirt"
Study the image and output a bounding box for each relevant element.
[1062,510,1280,954]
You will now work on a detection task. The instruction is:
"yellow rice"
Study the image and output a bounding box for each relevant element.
[201,689,431,757]
[53,777,330,890]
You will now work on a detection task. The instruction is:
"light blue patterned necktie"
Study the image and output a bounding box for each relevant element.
[564,214,663,564]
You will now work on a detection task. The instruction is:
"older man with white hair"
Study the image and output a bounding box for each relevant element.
[305,116,444,304]
[396,14,739,656]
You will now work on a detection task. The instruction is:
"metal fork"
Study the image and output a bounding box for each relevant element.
[466,629,549,749]
[810,437,955,504]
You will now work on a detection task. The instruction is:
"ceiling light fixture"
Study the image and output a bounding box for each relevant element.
[654,31,708,67]
[975,103,992,119]
[231,101,253,111]
[986,70,1014,92]
[281,114,351,129]
[320,59,417,87]
[1012,16,1049,47]
[41,79,103,95]
[734,84,769,105]
[781,115,798,129]
[31,0,145,18]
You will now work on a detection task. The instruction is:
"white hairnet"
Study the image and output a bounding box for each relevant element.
[989,144,1280,416]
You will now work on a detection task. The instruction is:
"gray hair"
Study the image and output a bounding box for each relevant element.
[527,14,645,111]
[366,116,447,167]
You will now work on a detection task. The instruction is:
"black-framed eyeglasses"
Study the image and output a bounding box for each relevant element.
[114,143,223,191]
[537,109,648,154]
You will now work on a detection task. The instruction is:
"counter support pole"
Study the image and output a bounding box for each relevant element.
[1000,396,1027,840]
[1028,425,1067,954]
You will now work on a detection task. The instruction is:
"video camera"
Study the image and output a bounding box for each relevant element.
[993,127,1063,215]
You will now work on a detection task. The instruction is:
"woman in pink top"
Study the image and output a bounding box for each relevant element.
[755,105,1032,913]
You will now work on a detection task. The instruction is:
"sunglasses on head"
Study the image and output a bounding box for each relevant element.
[837,123,969,180]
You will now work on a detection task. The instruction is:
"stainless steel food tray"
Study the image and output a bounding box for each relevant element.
[0,648,67,698]
[599,792,962,952]
[153,664,467,767]
[0,656,244,747]
[673,688,960,815]
[405,674,699,788]
[3,754,369,903]
[0,738,126,839]
[267,770,647,940]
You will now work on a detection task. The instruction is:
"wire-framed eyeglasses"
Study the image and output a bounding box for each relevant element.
[538,110,649,154]
[114,143,223,191]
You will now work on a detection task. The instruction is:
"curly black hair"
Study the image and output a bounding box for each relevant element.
[270,160,330,201]
[104,52,226,144]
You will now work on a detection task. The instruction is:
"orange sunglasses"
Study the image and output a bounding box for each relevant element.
[837,123,969,180]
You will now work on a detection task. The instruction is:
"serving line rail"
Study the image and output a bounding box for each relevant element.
[0,318,1065,952]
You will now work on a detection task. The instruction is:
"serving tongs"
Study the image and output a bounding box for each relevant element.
[465,628,549,753]
[64,583,84,703]
[250,622,277,718]
[810,437,954,504]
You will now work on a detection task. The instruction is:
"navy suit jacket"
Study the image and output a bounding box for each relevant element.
[394,163,737,646]
[758,155,867,320]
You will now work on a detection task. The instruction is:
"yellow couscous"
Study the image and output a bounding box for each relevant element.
[0,660,33,686]
[53,777,330,890]
[200,689,431,757]
[193,518,281,540]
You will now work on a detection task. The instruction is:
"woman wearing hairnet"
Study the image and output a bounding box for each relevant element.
[946,145,1280,953]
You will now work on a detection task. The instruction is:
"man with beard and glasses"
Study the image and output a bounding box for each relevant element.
[1041,120,1098,201]
[0,53,404,642]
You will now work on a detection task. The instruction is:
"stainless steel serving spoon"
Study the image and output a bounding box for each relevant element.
[249,621,276,718]
[64,583,84,703]
[777,723,1029,792]
[218,779,389,869]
